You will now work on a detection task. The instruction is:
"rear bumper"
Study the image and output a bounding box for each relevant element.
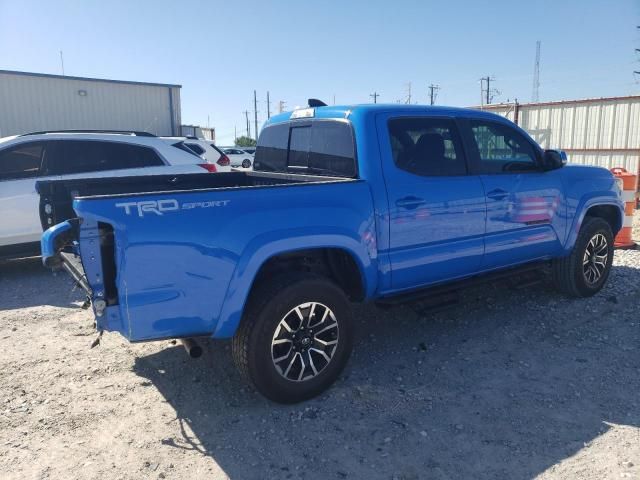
[41,220,76,268]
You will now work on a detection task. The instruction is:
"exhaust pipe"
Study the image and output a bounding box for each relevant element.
[179,338,203,359]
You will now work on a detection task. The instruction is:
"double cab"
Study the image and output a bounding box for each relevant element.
[39,104,624,403]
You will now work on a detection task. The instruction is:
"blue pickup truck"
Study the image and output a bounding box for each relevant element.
[39,103,624,403]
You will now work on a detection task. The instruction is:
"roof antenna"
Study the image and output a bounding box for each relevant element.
[308,98,327,107]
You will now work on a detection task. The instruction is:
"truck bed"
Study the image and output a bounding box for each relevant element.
[38,170,374,342]
[37,171,354,228]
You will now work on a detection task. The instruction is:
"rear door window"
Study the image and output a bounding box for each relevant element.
[50,141,165,175]
[254,120,356,177]
[184,143,205,155]
[0,142,46,181]
[387,117,466,176]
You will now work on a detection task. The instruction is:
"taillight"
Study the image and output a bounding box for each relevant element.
[217,155,230,167]
[198,163,217,173]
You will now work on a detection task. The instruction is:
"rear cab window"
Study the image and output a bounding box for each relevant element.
[254,120,357,178]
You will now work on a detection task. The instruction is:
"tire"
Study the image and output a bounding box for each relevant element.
[552,217,614,297]
[242,158,252,168]
[232,273,353,403]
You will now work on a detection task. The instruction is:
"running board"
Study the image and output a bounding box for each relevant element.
[376,262,548,307]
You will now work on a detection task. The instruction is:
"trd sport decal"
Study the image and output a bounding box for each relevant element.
[115,199,230,217]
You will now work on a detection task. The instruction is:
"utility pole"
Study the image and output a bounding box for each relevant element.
[635,26,640,79]
[253,90,259,140]
[532,40,541,102]
[370,92,379,103]
[278,100,286,113]
[243,110,250,137]
[234,125,237,142]
[428,84,440,105]
[480,76,499,105]
[266,91,271,119]
[59,51,65,75]
[404,82,412,104]
[485,77,490,105]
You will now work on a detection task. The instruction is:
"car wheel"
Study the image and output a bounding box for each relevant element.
[552,217,614,297]
[232,273,353,403]
[242,158,252,168]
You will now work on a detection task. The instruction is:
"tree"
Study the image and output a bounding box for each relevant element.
[235,136,257,147]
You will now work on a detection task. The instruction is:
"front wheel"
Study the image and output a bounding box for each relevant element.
[241,158,252,168]
[552,217,614,297]
[232,273,353,403]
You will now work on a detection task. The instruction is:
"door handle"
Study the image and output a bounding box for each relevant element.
[486,189,509,201]
[395,196,425,209]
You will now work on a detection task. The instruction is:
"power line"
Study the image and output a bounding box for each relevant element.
[532,40,541,102]
[370,91,379,103]
[428,84,440,105]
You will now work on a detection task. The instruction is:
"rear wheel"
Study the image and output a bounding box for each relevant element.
[242,158,252,168]
[232,273,353,403]
[552,217,614,297]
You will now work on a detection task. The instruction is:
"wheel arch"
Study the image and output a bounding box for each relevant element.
[564,198,624,253]
[213,235,376,338]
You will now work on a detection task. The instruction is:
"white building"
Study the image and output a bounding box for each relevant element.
[0,70,182,137]
[478,95,640,174]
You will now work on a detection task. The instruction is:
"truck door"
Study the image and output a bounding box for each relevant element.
[460,119,566,269]
[377,114,487,292]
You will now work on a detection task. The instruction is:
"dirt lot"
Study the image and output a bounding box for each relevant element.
[1,220,639,480]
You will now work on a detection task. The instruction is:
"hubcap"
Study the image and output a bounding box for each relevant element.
[583,233,608,285]
[271,302,339,382]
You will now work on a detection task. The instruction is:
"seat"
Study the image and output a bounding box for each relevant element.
[410,133,445,175]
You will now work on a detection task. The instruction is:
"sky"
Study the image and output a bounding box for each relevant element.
[1,0,639,145]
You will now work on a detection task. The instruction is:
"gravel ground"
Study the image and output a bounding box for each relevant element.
[1,216,639,480]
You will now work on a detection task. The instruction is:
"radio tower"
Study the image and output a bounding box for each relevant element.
[532,40,541,103]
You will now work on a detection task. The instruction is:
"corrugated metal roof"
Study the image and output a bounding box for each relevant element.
[0,69,181,88]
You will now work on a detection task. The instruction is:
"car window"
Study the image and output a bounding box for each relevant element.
[184,143,205,155]
[50,140,164,175]
[255,120,357,177]
[0,142,45,181]
[288,126,311,168]
[388,117,466,176]
[253,124,288,171]
[469,120,539,173]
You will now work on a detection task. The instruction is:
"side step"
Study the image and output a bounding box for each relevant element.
[376,262,548,309]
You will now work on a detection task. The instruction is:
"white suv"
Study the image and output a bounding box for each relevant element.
[159,137,232,172]
[0,130,220,258]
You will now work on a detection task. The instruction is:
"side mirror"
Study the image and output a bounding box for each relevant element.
[543,149,567,170]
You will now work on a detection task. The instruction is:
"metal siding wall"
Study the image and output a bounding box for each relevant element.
[0,72,180,136]
[568,152,639,174]
[484,97,640,174]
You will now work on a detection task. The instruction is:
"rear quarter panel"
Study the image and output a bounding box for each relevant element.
[73,180,377,341]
